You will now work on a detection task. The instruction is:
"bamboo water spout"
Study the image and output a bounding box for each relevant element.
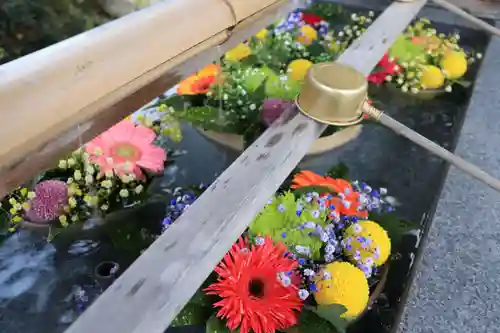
[296,62,500,193]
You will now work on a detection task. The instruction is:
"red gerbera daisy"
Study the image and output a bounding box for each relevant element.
[204,237,302,333]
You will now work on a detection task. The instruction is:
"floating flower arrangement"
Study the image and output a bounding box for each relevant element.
[168,167,415,333]
[154,7,375,149]
[369,18,483,95]
[0,118,181,240]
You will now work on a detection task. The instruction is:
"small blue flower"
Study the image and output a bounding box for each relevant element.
[278,204,285,212]
[281,232,287,239]
[298,289,310,300]
[311,210,320,219]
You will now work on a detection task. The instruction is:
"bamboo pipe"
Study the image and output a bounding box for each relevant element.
[0,0,300,199]
[0,0,285,176]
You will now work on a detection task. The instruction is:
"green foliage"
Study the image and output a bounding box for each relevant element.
[307,304,350,333]
[249,191,328,260]
[175,106,228,132]
[303,3,348,24]
[171,303,211,327]
[0,0,110,63]
[388,35,426,63]
[369,212,418,248]
[326,162,349,179]
[206,315,238,333]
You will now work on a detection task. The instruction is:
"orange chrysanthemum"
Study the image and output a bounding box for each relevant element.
[177,64,220,95]
[204,237,302,333]
[291,170,368,218]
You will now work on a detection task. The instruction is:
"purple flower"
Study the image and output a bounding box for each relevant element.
[260,99,294,127]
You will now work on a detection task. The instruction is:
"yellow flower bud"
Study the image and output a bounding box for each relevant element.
[59,215,69,227]
[255,29,269,40]
[58,160,67,169]
[134,185,144,194]
[27,191,36,199]
[69,197,77,208]
[119,189,129,198]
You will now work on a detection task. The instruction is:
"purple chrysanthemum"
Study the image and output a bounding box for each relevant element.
[25,180,68,223]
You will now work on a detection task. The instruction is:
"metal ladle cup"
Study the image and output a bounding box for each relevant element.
[296,62,500,193]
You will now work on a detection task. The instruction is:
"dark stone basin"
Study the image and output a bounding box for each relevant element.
[0,5,491,333]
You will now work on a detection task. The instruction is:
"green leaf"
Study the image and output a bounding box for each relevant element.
[206,315,238,333]
[176,106,227,131]
[326,163,349,179]
[292,185,334,196]
[306,40,328,57]
[388,35,426,62]
[369,212,418,246]
[190,289,210,307]
[454,79,472,88]
[155,94,186,110]
[307,304,349,333]
[171,303,211,327]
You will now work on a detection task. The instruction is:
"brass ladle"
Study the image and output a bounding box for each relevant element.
[295,62,500,193]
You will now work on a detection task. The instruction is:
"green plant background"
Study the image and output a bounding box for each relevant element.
[0,0,110,64]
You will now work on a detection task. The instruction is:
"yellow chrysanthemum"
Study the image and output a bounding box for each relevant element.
[344,220,391,267]
[420,65,445,89]
[255,29,269,40]
[314,262,369,318]
[296,25,318,45]
[224,43,252,62]
[287,59,313,81]
[440,51,467,80]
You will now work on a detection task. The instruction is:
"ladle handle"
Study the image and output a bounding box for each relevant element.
[431,0,500,37]
[377,112,500,193]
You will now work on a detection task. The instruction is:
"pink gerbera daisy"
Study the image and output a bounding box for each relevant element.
[85,120,166,179]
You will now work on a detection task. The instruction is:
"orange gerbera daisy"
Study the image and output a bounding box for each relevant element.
[204,237,302,333]
[292,171,368,218]
[85,120,166,179]
[177,63,220,95]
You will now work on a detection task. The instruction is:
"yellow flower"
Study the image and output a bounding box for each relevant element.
[287,59,313,81]
[314,262,369,318]
[296,25,318,45]
[224,43,252,62]
[344,220,391,267]
[440,51,467,80]
[420,65,445,89]
[12,216,22,223]
[255,29,268,40]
